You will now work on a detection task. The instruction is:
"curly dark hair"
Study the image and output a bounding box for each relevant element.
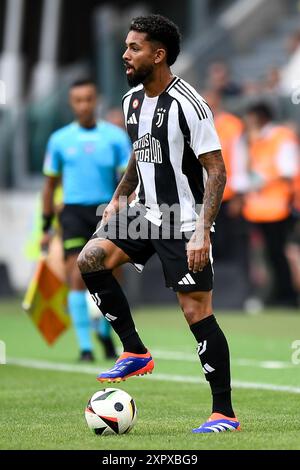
[129,14,181,66]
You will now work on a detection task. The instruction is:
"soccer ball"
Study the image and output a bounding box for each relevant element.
[85,388,137,435]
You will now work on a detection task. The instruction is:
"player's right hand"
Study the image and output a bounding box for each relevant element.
[101,200,119,227]
[40,232,52,254]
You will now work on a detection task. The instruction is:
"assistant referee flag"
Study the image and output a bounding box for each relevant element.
[22,258,70,345]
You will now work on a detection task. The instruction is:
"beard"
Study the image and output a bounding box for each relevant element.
[126,63,154,87]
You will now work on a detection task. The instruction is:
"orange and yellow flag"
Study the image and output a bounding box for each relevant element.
[22,258,70,345]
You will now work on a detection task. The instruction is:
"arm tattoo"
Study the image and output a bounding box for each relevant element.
[198,150,227,230]
[113,152,138,200]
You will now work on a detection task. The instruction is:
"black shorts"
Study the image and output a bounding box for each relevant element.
[59,204,102,257]
[92,205,213,293]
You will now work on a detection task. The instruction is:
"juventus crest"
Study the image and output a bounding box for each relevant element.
[155,108,166,128]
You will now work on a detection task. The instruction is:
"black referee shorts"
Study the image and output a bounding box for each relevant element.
[92,205,213,293]
[59,204,102,257]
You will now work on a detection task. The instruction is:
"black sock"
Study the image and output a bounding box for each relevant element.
[82,270,147,354]
[190,315,235,418]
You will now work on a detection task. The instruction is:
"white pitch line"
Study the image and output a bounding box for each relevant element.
[145,349,295,370]
[234,359,292,369]
[6,357,300,394]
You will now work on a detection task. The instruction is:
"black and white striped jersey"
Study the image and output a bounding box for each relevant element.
[122,76,221,231]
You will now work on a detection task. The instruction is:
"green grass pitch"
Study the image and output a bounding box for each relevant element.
[0,298,299,450]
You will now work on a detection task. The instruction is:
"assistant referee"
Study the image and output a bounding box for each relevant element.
[41,79,132,361]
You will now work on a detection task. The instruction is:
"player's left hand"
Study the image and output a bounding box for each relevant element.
[187,229,210,273]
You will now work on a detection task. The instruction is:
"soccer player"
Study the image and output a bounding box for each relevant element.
[78,16,240,433]
[41,79,132,361]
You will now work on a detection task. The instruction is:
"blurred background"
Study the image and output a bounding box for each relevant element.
[1,0,300,311]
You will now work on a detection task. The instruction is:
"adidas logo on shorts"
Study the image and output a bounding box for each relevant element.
[178,273,196,285]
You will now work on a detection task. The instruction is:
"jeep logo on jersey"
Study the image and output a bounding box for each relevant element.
[133,133,162,164]
[155,108,166,128]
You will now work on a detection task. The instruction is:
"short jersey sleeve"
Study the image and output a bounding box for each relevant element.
[43,134,62,177]
[176,88,222,157]
[187,102,221,157]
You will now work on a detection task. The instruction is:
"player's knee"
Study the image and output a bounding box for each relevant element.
[182,305,203,325]
[177,293,212,325]
[77,241,107,274]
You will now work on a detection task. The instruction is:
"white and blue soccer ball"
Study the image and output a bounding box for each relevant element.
[85,388,137,436]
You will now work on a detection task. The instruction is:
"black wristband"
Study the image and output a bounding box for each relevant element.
[42,214,54,233]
